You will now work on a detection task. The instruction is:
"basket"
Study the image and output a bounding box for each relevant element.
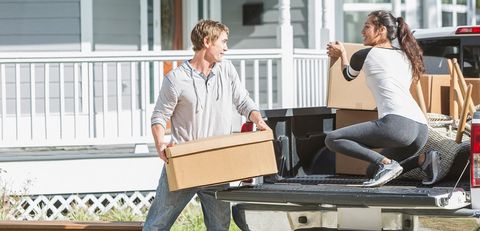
[399,113,471,182]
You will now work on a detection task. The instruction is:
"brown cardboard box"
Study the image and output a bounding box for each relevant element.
[413,75,480,119]
[466,78,480,106]
[335,109,378,175]
[412,75,450,115]
[165,130,278,191]
[327,43,376,110]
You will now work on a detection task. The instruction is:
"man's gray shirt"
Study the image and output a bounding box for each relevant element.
[151,60,258,143]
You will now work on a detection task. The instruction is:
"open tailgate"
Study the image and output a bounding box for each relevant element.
[216,182,470,209]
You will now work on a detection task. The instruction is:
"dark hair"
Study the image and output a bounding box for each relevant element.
[368,10,424,81]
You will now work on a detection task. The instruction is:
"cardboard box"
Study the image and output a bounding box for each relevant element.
[335,109,379,175]
[412,75,450,115]
[413,75,480,119]
[165,130,278,191]
[327,43,376,110]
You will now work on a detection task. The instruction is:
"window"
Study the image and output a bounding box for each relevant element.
[418,39,460,74]
[457,13,467,26]
[344,11,370,43]
[342,0,405,43]
[442,12,453,27]
[419,38,480,78]
[463,46,480,78]
[441,0,469,27]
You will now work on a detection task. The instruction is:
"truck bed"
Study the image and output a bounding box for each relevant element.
[217,175,470,210]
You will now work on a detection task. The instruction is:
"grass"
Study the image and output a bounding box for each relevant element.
[66,204,99,221]
[171,201,240,231]
[1,168,242,230]
[419,217,479,231]
[100,206,145,222]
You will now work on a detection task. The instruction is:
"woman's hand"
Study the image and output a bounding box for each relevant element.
[326,41,346,58]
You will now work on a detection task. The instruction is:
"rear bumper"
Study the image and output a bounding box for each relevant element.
[232,203,480,217]
[230,203,480,231]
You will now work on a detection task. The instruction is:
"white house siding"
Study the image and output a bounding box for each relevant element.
[92,0,141,51]
[221,0,308,108]
[222,0,308,49]
[0,0,81,52]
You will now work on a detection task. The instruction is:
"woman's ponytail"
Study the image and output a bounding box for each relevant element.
[396,17,425,82]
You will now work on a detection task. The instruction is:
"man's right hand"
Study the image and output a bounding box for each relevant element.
[158,143,168,162]
[157,142,175,163]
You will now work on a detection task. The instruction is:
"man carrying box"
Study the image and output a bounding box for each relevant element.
[143,20,270,231]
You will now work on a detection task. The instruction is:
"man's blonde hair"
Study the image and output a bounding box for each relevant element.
[191,20,229,51]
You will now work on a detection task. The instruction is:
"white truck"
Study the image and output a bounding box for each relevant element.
[216,26,480,231]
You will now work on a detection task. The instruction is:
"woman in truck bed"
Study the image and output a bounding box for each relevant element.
[325,10,439,187]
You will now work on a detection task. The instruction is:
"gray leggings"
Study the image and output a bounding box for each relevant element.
[325,114,428,172]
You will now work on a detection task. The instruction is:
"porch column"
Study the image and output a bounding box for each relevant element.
[405,0,420,29]
[80,0,94,137]
[467,0,477,25]
[277,0,294,108]
[392,0,401,18]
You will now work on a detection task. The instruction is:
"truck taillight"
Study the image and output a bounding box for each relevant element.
[470,112,480,187]
[456,26,480,34]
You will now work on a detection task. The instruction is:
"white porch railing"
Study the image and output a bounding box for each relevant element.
[0,49,328,148]
[293,49,330,108]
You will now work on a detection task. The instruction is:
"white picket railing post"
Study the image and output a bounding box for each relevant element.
[278,0,295,108]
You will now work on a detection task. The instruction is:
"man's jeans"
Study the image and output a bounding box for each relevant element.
[142,168,231,231]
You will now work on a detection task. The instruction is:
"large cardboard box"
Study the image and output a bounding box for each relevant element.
[327,43,376,110]
[165,130,278,191]
[335,109,379,175]
[412,75,450,115]
[413,75,480,119]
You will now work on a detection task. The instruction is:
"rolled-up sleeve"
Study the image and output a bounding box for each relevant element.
[151,76,178,128]
[229,61,259,119]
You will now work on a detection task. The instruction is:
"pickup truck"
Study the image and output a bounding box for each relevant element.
[216,26,480,231]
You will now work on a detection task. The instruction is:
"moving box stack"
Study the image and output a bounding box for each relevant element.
[327,43,378,175]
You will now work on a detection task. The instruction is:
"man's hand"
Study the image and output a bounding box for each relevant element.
[157,142,168,162]
[249,110,271,131]
[157,142,175,163]
[255,119,271,131]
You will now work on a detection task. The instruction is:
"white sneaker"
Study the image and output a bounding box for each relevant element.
[422,150,441,185]
[363,160,403,187]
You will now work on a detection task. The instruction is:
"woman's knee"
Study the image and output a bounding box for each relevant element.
[325,131,340,150]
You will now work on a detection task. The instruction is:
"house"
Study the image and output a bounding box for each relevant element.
[0,0,477,220]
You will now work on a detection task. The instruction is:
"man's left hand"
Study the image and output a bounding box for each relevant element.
[255,120,271,131]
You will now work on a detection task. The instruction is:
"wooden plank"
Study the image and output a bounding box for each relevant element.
[0,221,142,231]
[456,84,473,143]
